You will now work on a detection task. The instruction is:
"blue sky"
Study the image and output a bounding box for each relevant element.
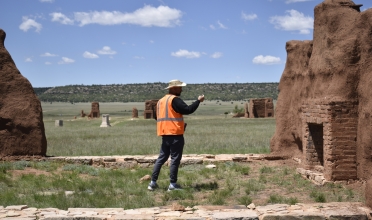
[1,0,371,87]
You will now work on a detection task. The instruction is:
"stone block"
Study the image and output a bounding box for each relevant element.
[55,120,63,127]
[262,213,325,220]
[65,157,93,165]
[114,214,153,219]
[212,210,258,220]
[100,114,111,127]
[5,205,28,211]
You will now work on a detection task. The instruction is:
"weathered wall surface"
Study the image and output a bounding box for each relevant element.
[270,40,313,158]
[355,8,372,181]
[270,0,372,180]
[0,29,47,156]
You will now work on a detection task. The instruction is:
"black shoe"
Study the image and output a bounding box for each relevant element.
[168,183,182,191]
[147,182,158,191]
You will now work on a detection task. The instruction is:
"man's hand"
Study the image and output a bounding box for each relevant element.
[198,94,205,102]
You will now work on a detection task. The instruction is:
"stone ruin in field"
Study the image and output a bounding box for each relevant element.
[144,100,158,119]
[88,102,100,118]
[132,107,138,118]
[249,98,274,118]
[233,98,274,118]
[269,0,372,207]
[244,102,249,118]
[0,29,47,157]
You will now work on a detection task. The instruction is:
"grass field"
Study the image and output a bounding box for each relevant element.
[0,101,365,209]
[0,158,364,209]
[42,101,275,156]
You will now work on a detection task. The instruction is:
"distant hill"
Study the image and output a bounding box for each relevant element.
[33,82,279,102]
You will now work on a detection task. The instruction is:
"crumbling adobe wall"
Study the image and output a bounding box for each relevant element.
[88,102,100,118]
[132,107,138,118]
[270,40,313,159]
[144,100,158,119]
[0,29,47,156]
[270,0,372,180]
[249,98,274,118]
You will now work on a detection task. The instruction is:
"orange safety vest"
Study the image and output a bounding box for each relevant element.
[156,94,185,136]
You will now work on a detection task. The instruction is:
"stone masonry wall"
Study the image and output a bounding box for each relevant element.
[302,100,358,181]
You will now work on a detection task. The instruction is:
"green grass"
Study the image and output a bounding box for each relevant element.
[0,161,364,209]
[1,102,363,209]
[43,102,274,156]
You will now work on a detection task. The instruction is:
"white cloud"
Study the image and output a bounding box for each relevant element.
[25,57,33,62]
[252,55,281,65]
[72,5,182,27]
[210,21,227,30]
[40,0,54,2]
[50,12,74,25]
[270,10,313,34]
[58,57,75,64]
[45,62,52,65]
[171,49,201,59]
[97,46,117,55]
[211,52,223,59]
[241,12,257,21]
[19,17,42,32]
[217,20,227,29]
[83,51,99,59]
[150,40,154,44]
[134,56,145,59]
[41,52,58,57]
[285,0,312,3]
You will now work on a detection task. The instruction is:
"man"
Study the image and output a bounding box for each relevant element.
[148,79,205,191]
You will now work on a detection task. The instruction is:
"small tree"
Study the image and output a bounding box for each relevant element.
[233,105,244,114]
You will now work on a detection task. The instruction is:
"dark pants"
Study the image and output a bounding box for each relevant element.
[151,135,184,183]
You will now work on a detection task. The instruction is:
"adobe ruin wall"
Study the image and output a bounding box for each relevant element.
[144,100,158,119]
[249,98,274,118]
[0,29,47,156]
[270,0,372,181]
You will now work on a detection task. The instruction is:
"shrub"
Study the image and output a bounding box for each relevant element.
[12,161,30,170]
[267,194,284,204]
[238,195,252,206]
[310,190,326,203]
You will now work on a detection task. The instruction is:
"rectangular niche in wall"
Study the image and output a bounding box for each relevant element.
[307,123,324,166]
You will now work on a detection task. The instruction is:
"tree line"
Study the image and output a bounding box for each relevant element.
[33,82,279,103]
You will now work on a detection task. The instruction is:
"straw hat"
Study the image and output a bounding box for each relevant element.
[165,79,187,89]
